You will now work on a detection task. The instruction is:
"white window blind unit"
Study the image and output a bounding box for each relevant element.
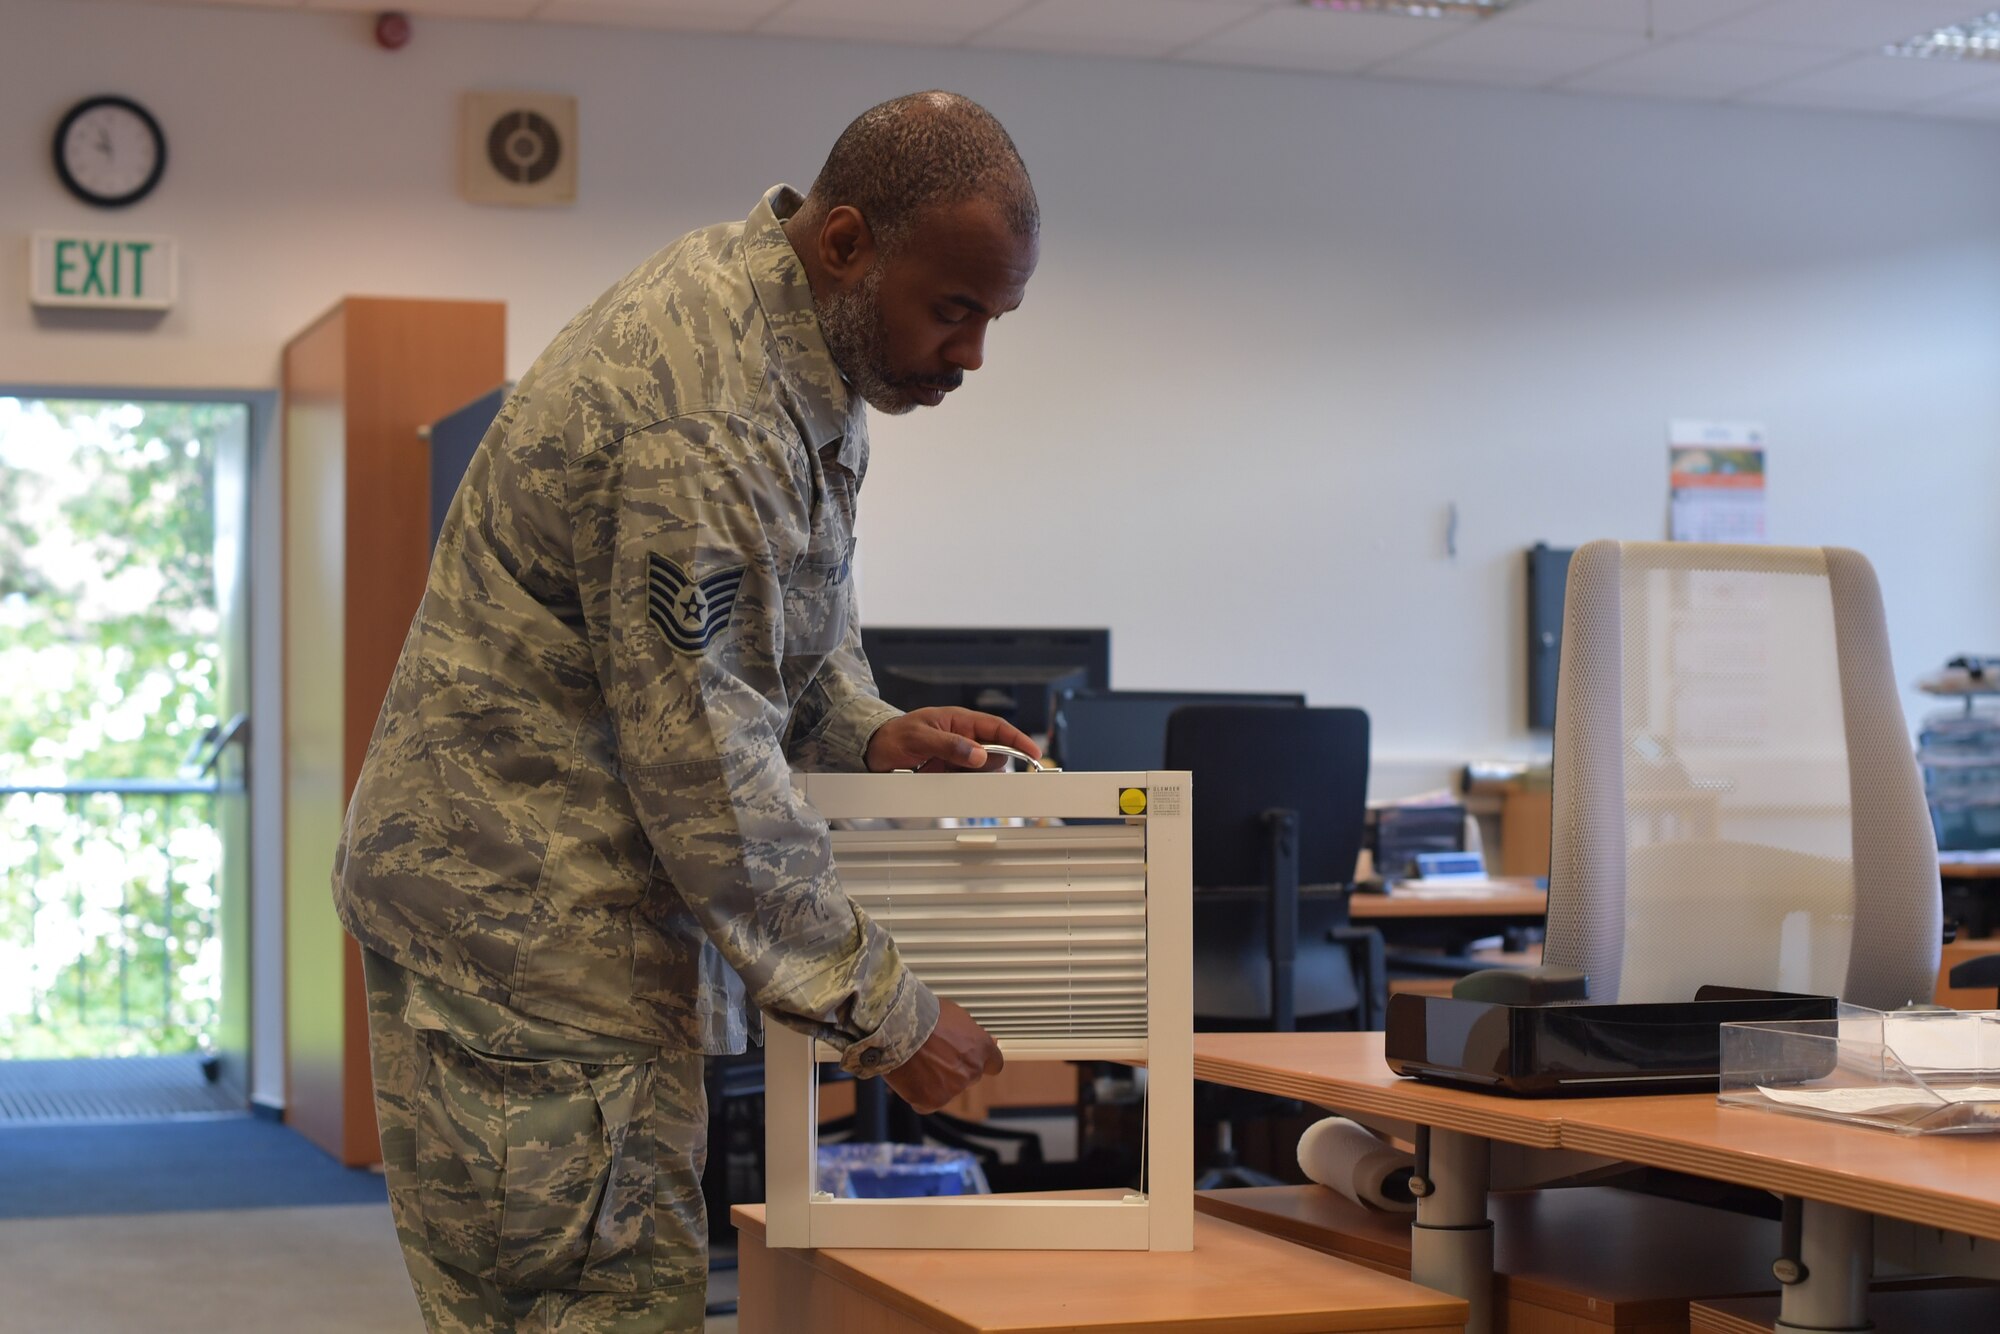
[764,769,1192,1252]
[832,822,1149,1061]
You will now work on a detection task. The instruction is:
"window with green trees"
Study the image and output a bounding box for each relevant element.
[1,396,243,1058]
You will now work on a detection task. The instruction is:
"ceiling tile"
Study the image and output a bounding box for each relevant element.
[1374,57,1562,89]
[1552,70,1735,101]
[1177,6,1469,75]
[1706,0,1990,51]
[306,0,541,16]
[1492,0,1782,38]
[1923,87,2000,120]
[970,0,1265,60]
[1368,19,1650,77]
[71,0,2000,130]
[1927,78,2000,110]
[1557,35,1847,94]
[1748,50,2000,108]
[755,0,1034,44]
[532,0,788,30]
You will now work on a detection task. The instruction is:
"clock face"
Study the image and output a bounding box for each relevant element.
[55,96,166,208]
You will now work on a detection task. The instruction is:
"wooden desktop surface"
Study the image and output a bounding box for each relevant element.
[1193,1031,1566,1148]
[1940,855,2000,881]
[731,1202,1467,1333]
[1193,1032,2000,1241]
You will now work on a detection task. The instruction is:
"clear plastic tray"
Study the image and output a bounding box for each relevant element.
[1719,1008,2000,1135]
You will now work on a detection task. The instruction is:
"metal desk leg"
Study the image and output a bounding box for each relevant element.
[1775,1198,1874,1333]
[1409,1128,1495,1334]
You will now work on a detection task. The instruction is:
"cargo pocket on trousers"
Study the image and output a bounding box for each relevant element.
[413,1038,660,1293]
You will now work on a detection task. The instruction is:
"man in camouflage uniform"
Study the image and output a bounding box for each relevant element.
[334,91,1041,1332]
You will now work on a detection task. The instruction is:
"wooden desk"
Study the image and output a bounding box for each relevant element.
[1691,1285,2000,1333]
[817,1062,1082,1126]
[1350,886,1548,921]
[1552,1092,2000,1241]
[1198,1185,1781,1334]
[1354,885,1546,994]
[1941,855,2000,939]
[1194,1032,2000,1334]
[1193,1033,2000,1238]
[1939,937,2000,1008]
[731,1202,1468,1333]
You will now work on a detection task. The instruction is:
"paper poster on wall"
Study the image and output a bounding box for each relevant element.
[1668,420,1766,543]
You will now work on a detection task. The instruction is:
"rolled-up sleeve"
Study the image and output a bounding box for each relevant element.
[579,414,936,1074]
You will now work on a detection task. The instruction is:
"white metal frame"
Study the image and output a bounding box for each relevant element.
[765,769,1192,1251]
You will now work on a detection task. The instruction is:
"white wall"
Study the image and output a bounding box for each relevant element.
[7,0,1998,782]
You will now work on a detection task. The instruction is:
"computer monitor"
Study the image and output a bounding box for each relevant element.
[859,627,1110,736]
[1049,689,1305,772]
[1166,705,1370,890]
[1527,543,1574,731]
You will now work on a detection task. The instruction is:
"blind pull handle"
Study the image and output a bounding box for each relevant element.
[981,745,1061,772]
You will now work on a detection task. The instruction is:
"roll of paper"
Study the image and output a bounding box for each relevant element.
[1296,1116,1417,1214]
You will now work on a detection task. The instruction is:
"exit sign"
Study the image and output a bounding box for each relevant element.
[30,232,176,310]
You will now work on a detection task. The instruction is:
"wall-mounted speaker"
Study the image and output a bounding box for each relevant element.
[461,90,576,207]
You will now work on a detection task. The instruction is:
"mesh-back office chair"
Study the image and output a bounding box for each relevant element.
[1544,541,1940,1008]
[1166,705,1379,1187]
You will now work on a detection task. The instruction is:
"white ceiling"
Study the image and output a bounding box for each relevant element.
[106,0,2000,121]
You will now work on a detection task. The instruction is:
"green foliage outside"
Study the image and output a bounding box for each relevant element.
[0,397,240,1058]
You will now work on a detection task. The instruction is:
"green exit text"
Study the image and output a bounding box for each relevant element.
[50,238,157,299]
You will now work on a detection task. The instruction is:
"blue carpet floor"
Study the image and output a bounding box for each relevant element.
[0,1115,388,1218]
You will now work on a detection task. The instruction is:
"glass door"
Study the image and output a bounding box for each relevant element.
[0,394,253,1108]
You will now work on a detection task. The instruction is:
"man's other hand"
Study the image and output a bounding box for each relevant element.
[865,707,1042,773]
[881,998,1004,1113]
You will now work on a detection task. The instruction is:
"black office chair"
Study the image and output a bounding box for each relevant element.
[1951,952,2000,1005]
[1049,688,1305,773]
[1164,705,1382,1188]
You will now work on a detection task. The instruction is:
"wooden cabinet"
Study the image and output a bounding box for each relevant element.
[1498,787,1552,880]
[282,297,504,1166]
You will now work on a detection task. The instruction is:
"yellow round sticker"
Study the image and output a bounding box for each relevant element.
[1118,787,1148,816]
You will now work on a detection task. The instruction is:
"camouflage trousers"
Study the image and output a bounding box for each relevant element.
[361,947,711,1332]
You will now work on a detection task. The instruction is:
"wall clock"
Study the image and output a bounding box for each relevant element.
[54,95,167,208]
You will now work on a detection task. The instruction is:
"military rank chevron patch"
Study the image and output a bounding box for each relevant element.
[647,552,746,655]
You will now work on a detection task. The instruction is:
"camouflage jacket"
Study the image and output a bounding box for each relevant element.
[333,186,938,1074]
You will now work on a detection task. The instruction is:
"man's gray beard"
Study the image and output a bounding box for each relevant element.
[816,267,915,416]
